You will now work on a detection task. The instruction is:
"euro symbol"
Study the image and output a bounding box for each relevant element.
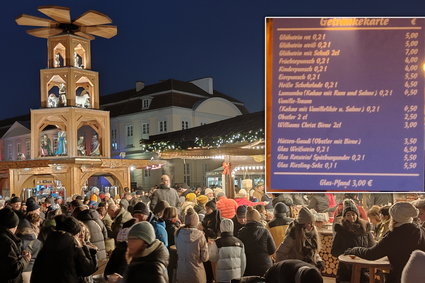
[411,18,417,25]
[367,180,373,187]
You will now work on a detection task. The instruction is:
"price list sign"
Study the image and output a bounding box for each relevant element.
[266,17,425,192]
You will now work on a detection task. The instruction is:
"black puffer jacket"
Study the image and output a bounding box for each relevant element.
[331,219,375,282]
[237,221,276,277]
[31,230,97,283]
[124,239,169,283]
[347,223,425,283]
[77,209,107,260]
[0,227,27,283]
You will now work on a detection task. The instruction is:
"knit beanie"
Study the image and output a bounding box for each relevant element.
[342,199,359,217]
[185,193,197,202]
[0,207,19,228]
[246,206,261,222]
[389,202,418,225]
[128,221,155,245]
[206,200,216,210]
[236,205,248,218]
[132,201,150,216]
[26,198,40,212]
[55,215,81,235]
[120,199,129,210]
[274,202,289,217]
[10,196,21,204]
[401,249,425,283]
[204,188,213,195]
[297,207,315,224]
[220,218,234,234]
[184,207,199,227]
[197,195,208,205]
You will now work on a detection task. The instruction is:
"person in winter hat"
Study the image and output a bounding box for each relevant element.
[276,207,324,272]
[267,202,293,257]
[0,207,31,283]
[209,219,246,282]
[345,202,425,283]
[202,200,221,239]
[232,205,247,236]
[237,206,275,276]
[120,221,169,283]
[401,249,425,283]
[332,199,375,283]
[175,208,209,283]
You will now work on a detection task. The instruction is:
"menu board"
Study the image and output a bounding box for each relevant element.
[266,18,425,192]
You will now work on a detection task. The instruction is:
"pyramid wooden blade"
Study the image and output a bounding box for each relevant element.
[38,6,71,24]
[26,27,63,38]
[75,32,95,40]
[73,10,112,26]
[81,25,117,39]
[16,14,56,27]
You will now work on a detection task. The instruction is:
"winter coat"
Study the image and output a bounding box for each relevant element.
[237,221,276,276]
[331,219,375,282]
[147,212,168,247]
[77,209,107,260]
[194,204,206,215]
[150,185,181,211]
[124,239,169,283]
[175,227,209,283]
[333,202,368,221]
[111,208,133,240]
[216,197,238,219]
[202,209,222,239]
[165,218,181,247]
[267,217,293,252]
[18,226,42,272]
[31,230,97,283]
[235,197,263,207]
[275,223,322,266]
[0,227,28,283]
[104,241,128,279]
[209,231,246,282]
[307,194,329,213]
[347,223,425,283]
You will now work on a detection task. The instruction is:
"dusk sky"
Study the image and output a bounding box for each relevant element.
[1,1,424,120]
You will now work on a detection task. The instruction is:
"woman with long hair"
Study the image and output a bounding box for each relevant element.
[276,207,324,271]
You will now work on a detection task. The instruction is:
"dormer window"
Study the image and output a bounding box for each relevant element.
[142,98,151,110]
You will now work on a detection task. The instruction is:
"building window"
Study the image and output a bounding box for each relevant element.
[144,169,151,177]
[184,163,190,186]
[126,125,133,137]
[26,139,31,157]
[126,125,134,146]
[200,122,207,126]
[142,123,150,135]
[7,144,12,160]
[159,121,167,133]
[142,99,150,110]
[181,120,189,130]
[111,129,117,140]
[17,143,21,154]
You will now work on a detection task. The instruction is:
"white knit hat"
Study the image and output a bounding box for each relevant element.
[220,218,234,233]
[389,202,418,225]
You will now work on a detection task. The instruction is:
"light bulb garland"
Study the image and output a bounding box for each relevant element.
[139,129,264,153]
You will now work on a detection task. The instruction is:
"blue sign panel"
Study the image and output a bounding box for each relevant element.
[267,18,425,192]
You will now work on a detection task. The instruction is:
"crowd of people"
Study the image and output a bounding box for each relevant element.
[1,176,425,283]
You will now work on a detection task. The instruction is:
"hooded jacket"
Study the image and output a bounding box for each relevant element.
[175,227,209,283]
[124,239,169,283]
[347,223,425,283]
[111,208,133,240]
[237,221,276,276]
[267,216,293,254]
[31,230,97,283]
